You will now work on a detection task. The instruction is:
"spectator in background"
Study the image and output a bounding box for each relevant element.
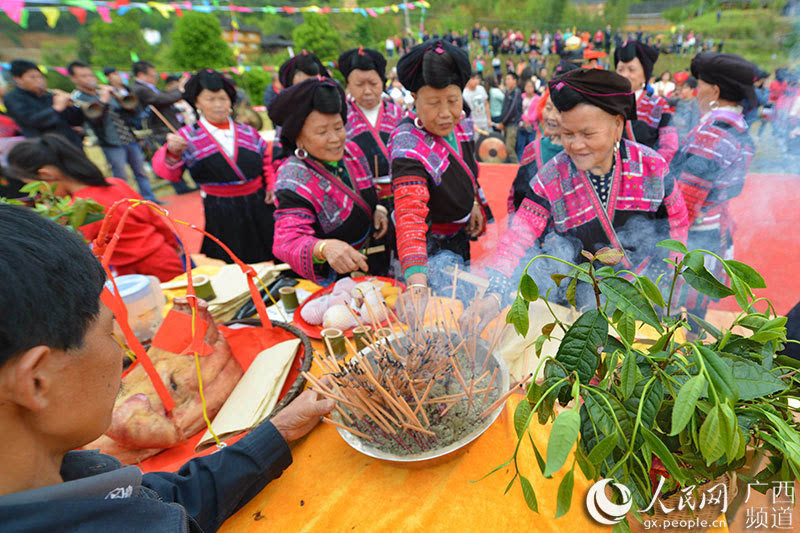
[4,60,84,148]
[604,25,613,54]
[669,73,700,143]
[463,73,491,139]
[491,55,502,77]
[486,74,505,127]
[385,36,396,58]
[68,61,159,204]
[746,70,770,130]
[131,60,194,194]
[496,71,522,163]
[516,78,539,161]
[473,54,486,75]
[491,28,501,56]
[479,26,490,55]
[262,74,282,110]
[166,75,196,126]
[472,23,481,41]
[653,71,676,97]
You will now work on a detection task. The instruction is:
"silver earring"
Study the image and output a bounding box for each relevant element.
[294,147,308,160]
[460,110,466,120]
[414,117,424,130]
[709,100,719,110]
[614,140,620,154]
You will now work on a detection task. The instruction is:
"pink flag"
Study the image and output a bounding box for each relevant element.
[97,6,112,23]
[366,7,378,17]
[54,67,70,76]
[2,0,24,24]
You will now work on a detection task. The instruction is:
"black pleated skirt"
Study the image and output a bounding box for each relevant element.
[200,188,275,263]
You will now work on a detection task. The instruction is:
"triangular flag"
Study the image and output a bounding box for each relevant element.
[97,6,112,22]
[182,1,192,9]
[19,8,28,28]
[320,6,331,13]
[2,0,24,24]
[171,3,183,16]
[54,67,69,76]
[391,4,399,12]
[65,0,97,13]
[68,7,87,24]
[94,70,108,83]
[39,65,47,74]
[366,8,378,16]
[131,51,140,62]
[116,0,130,5]
[147,1,173,18]
[40,7,61,28]
[283,6,296,14]
[231,18,239,29]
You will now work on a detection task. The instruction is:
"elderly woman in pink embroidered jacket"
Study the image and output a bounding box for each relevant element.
[462,68,690,330]
[268,77,389,285]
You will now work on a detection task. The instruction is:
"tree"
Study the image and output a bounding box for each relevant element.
[292,14,342,64]
[86,14,152,68]
[170,12,233,70]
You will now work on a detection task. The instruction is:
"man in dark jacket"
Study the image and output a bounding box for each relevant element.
[262,74,282,110]
[3,59,84,148]
[496,71,522,163]
[69,61,160,203]
[0,204,335,533]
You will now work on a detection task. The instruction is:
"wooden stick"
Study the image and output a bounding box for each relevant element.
[482,367,499,405]
[322,417,374,440]
[148,105,179,135]
[479,373,534,418]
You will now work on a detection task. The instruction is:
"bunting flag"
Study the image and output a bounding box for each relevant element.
[0,62,280,76]
[2,0,432,25]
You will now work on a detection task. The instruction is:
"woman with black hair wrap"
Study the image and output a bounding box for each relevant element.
[461,69,690,331]
[338,47,405,206]
[269,77,389,285]
[614,40,679,164]
[278,50,329,88]
[391,40,494,317]
[671,52,757,320]
[152,69,276,263]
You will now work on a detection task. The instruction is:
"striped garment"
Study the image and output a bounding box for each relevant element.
[628,92,679,165]
[488,139,689,295]
[671,109,755,318]
[272,142,377,282]
[391,116,492,279]
[345,97,405,198]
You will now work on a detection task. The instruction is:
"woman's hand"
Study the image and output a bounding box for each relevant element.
[467,202,485,237]
[373,208,389,239]
[264,189,276,205]
[166,133,188,157]
[459,294,502,335]
[396,284,429,325]
[270,385,335,442]
[318,239,369,274]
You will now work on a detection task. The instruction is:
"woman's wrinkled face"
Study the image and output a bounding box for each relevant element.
[540,96,562,140]
[616,57,646,91]
[347,69,383,110]
[195,89,232,125]
[696,79,720,115]
[296,110,347,162]
[559,103,622,173]
[414,85,463,137]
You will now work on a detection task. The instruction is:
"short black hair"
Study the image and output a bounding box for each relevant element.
[0,205,106,366]
[10,59,39,78]
[132,60,155,76]
[164,75,180,85]
[7,134,109,187]
[67,61,90,76]
[103,67,118,76]
[505,71,519,81]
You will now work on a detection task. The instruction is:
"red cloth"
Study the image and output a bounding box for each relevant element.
[75,178,184,281]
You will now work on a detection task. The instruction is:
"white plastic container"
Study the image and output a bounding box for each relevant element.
[106,274,165,343]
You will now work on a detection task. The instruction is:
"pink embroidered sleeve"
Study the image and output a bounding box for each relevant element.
[656,125,679,165]
[272,203,321,282]
[151,144,185,183]
[492,194,550,278]
[393,175,431,279]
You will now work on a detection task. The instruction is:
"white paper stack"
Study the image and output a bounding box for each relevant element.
[207,263,280,322]
[196,338,301,450]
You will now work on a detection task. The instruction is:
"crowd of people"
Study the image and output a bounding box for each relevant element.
[0,16,798,531]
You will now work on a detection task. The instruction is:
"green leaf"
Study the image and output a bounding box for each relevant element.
[527,381,542,406]
[641,427,688,485]
[730,275,751,310]
[683,250,705,272]
[586,431,619,465]
[599,277,663,332]
[514,399,532,438]
[719,403,739,460]
[699,406,725,465]
[727,357,787,400]
[620,351,639,399]
[551,273,568,287]
[506,297,530,337]
[504,472,518,495]
[541,322,557,337]
[519,475,538,512]
[555,309,608,385]
[618,313,637,346]
[595,247,625,266]
[725,259,767,289]
[529,433,546,474]
[555,469,575,518]
[566,276,578,308]
[574,444,596,479]
[670,375,705,436]
[637,275,666,308]
[697,346,739,403]
[687,312,722,339]
[683,266,735,299]
[657,239,688,255]
[544,409,581,477]
[520,273,539,302]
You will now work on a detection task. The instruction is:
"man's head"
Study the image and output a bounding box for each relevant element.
[505,71,518,89]
[10,60,46,96]
[0,205,120,452]
[68,61,98,93]
[104,67,123,88]
[133,60,157,85]
[164,75,180,91]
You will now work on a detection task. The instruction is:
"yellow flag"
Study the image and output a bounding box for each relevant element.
[147,1,173,18]
[41,7,60,28]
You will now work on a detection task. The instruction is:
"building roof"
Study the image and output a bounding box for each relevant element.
[261,34,294,47]
[221,21,262,34]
